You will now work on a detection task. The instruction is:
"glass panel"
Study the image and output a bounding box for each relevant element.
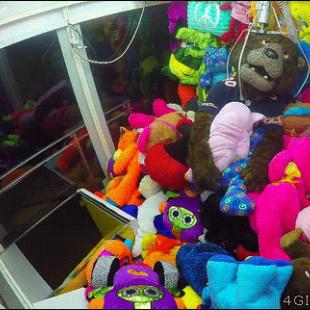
[0,30,84,176]
[0,29,110,251]
[0,126,106,250]
[79,4,171,120]
[15,191,132,291]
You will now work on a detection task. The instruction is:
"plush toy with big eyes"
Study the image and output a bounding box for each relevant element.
[85,261,182,309]
[154,191,203,243]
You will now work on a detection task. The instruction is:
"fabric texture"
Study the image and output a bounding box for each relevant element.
[203,255,293,309]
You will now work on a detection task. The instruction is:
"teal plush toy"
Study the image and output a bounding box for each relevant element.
[199,46,230,102]
[200,46,229,90]
[219,128,264,217]
[187,1,232,36]
[203,255,293,309]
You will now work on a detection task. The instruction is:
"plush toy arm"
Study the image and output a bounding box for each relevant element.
[241,127,284,192]
[280,228,310,260]
[128,113,154,129]
[220,3,232,10]
[200,72,213,89]
[188,112,221,191]
[113,144,137,175]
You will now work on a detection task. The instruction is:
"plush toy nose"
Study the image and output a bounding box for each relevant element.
[264,48,279,59]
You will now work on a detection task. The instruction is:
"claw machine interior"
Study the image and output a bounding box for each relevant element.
[0,1,170,308]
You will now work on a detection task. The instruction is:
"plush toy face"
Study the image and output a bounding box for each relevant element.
[168,206,198,232]
[99,265,178,309]
[118,127,138,151]
[163,192,203,242]
[117,285,164,308]
[230,33,306,98]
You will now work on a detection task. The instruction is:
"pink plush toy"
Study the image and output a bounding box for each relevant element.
[128,99,188,153]
[249,136,310,260]
[298,87,310,103]
[296,206,310,242]
[209,101,265,172]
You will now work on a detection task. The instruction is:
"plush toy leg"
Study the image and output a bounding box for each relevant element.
[178,84,197,110]
[106,159,141,207]
[235,23,249,42]
[241,129,284,192]
[137,127,151,154]
[237,257,278,305]
[255,183,300,260]
[188,112,221,192]
[132,228,145,257]
[220,19,238,43]
[127,188,143,206]
[205,255,239,308]
[281,228,310,260]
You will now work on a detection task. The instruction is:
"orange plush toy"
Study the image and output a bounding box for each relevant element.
[103,128,143,207]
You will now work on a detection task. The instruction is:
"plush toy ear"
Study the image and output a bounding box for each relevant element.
[297,56,307,71]
[91,256,120,289]
[153,261,180,290]
[119,127,128,136]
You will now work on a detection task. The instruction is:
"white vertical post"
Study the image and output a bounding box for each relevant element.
[57,25,115,171]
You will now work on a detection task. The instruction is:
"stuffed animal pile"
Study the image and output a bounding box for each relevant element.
[88,2,310,309]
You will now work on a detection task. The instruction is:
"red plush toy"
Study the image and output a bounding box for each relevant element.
[220,1,251,43]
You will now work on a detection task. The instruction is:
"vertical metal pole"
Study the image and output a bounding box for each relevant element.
[57,25,115,172]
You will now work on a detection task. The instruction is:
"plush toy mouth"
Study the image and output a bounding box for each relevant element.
[248,64,274,81]
[240,63,275,92]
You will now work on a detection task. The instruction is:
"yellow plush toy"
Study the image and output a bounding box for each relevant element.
[290,1,310,43]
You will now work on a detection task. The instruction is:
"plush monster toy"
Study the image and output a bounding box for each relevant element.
[188,32,306,193]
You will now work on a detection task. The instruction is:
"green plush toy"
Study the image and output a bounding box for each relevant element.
[2,134,21,148]
[281,228,310,309]
[162,27,219,86]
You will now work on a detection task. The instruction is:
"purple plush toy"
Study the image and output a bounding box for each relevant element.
[160,191,204,243]
[167,1,188,51]
[107,157,116,178]
[86,263,179,309]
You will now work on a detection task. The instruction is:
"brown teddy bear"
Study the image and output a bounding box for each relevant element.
[189,32,306,193]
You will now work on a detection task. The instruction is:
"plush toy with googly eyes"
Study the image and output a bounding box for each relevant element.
[85,262,182,309]
[155,191,204,243]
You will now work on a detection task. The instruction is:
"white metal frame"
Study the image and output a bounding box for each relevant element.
[0,2,169,49]
[0,244,53,309]
[57,25,115,168]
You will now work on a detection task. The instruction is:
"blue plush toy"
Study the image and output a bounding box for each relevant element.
[200,46,229,90]
[203,254,293,309]
[219,128,264,217]
[176,242,228,297]
[294,40,310,94]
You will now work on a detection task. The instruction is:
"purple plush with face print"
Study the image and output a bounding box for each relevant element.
[163,192,203,243]
[103,264,177,309]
